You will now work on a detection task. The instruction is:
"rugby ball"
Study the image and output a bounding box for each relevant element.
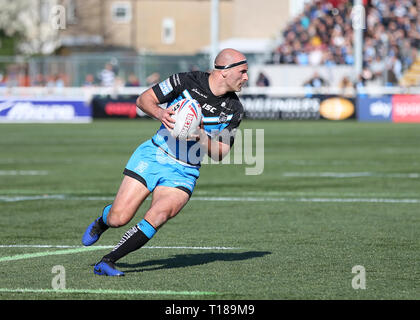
[170,98,202,140]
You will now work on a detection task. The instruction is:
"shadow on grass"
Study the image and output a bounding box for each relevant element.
[117,251,271,274]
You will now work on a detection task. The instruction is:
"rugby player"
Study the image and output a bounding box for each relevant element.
[82,48,248,276]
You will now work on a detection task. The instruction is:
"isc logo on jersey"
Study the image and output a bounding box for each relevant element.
[170,98,202,140]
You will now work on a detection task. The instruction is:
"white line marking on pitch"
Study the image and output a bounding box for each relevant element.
[192,197,420,204]
[1,194,420,204]
[0,244,239,250]
[0,170,48,176]
[0,195,68,202]
[0,247,102,262]
[0,244,241,263]
[282,172,420,178]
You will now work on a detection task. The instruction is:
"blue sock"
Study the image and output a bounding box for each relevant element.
[101,204,112,226]
[137,219,157,239]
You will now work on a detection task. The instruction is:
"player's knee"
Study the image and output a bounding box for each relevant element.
[151,209,176,227]
[156,211,171,224]
[107,209,131,228]
[106,215,122,228]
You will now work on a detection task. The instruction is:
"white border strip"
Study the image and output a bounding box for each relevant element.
[0,287,219,296]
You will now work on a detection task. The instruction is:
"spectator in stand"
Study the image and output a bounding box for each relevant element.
[6,64,20,87]
[308,44,324,66]
[0,73,5,87]
[303,71,328,88]
[146,72,160,86]
[32,73,45,86]
[388,55,402,81]
[46,74,64,88]
[322,50,336,66]
[355,73,365,88]
[370,55,386,80]
[256,72,270,87]
[84,74,96,87]
[339,76,355,97]
[126,73,140,87]
[360,67,374,85]
[99,63,116,87]
[114,76,125,88]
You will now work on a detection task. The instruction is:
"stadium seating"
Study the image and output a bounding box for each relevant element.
[400,56,420,86]
[269,0,420,87]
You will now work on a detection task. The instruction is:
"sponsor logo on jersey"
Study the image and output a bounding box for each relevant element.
[202,103,217,113]
[218,112,228,123]
[159,78,173,96]
[192,88,208,99]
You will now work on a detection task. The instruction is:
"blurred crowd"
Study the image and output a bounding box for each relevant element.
[269,0,420,86]
[30,62,148,88]
[81,62,145,88]
[1,0,419,89]
[0,61,157,89]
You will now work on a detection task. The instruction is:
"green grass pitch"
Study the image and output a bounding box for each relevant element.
[0,119,419,300]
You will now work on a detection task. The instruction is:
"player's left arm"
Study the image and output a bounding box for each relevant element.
[197,101,244,161]
[197,130,231,161]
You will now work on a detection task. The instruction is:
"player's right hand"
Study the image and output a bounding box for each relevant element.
[159,106,176,130]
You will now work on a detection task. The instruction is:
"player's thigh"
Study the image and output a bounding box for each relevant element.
[145,186,190,228]
[108,175,151,226]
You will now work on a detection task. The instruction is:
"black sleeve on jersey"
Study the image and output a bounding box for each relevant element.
[217,98,244,147]
[152,73,186,105]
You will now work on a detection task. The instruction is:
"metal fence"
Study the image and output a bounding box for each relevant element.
[0,53,211,88]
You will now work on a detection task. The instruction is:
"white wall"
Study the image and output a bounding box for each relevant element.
[250,64,355,87]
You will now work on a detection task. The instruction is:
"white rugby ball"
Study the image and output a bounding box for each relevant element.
[170,98,202,140]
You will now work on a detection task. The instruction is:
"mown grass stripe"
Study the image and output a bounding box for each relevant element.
[0,287,219,296]
[1,194,420,204]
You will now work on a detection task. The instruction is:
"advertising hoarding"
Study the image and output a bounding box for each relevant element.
[0,98,92,123]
